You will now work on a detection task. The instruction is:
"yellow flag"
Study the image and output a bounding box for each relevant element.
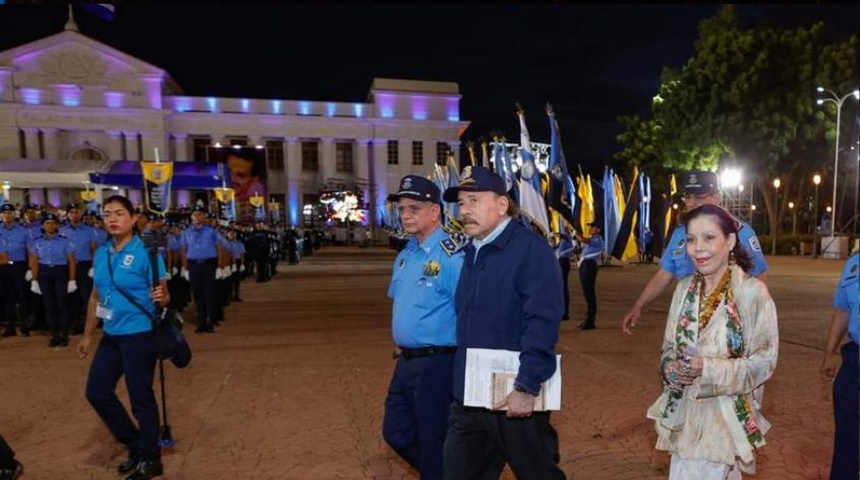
[214,187,235,204]
[620,166,640,262]
[664,174,677,241]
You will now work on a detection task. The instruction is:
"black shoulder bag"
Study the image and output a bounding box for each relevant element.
[107,248,192,368]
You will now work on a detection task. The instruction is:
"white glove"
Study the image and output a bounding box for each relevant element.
[239,264,245,273]
[181,269,189,281]
[164,270,172,280]
[172,267,179,275]
[215,268,223,280]
[88,267,94,278]
[231,264,237,273]
[67,280,78,293]
[25,270,33,281]
[30,280,41,295]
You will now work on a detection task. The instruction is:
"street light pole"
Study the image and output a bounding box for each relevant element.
[772,178,780,255]
[813,174,821,258]
[817,87,860,237]
[789,201,796,235]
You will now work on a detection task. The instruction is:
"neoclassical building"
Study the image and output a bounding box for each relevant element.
[0,20,468,227]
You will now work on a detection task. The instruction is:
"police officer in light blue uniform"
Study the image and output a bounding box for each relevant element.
[0,203,33,337]
[555,232,575,321]
[28,212,76,347]
[575,221,605,330]
[181,206,222,333]
[820,251,859,480]
[383,175,464,480]
[61,202,98,335]
[77,194,168,480]
[227,229,246,302]
[623,170,768,334]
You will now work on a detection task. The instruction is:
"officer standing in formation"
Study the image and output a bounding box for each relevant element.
[0,203,32,337]
[622,170,768,334]
[554,232,574,321]
[382,175,464,480]
[574,221,604,330]
[226,228,246,302]
[60,203,98,335]
[28,212,77,347]
[820,251,859,480]
[181,206,222,333]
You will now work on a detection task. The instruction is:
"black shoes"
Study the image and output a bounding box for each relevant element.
[0,460,23,480]
[124,459,163,480]
[118,454,140,474]
[48,336,60,347]
[578,321,596,330]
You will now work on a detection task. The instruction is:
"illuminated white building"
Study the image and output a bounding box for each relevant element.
[0,20,469,227]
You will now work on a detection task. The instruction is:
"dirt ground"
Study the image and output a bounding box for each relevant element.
[0,247,848,479]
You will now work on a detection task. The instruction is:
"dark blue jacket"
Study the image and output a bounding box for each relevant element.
[452,220,564,400]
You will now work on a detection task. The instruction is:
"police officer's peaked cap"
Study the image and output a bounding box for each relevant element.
[388,175,441,204]
[83,209,98,217]
[205,212,216,219]
[147,212,164,221]
[65,202,80,211]
[22,204,37,212]
[0,203,15,213]
[443,166,507,203]
[192,205,206,213]
[683,171,720,195]
[42,212,60,223]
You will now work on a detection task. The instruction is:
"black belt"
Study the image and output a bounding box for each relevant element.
[188,258,216,264]
[396,346,456,360]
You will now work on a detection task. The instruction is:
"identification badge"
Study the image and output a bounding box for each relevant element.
[96,303,113,321]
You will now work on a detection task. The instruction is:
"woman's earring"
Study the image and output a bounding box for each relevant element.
[729,250,735,265]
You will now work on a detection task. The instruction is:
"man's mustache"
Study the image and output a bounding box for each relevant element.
[461,218,478,225]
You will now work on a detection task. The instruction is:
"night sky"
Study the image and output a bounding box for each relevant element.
[0,4,857,176]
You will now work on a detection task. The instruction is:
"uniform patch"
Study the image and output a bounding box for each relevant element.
[123,254,134,266]
[676,238,686,249]
[851,263,858,275]
[423,260,440,277]
[398,258,406,269]
[748,237,762,253]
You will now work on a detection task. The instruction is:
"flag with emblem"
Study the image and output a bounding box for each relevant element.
[611,167,642,261]
[546,105,577,228]
[516,106,549,235]
[655,174,678,257]
[602,167,621,259]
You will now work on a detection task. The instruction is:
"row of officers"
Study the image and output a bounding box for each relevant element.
[0,202,296,347]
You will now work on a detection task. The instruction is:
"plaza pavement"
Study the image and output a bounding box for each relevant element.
[0,247,848,479]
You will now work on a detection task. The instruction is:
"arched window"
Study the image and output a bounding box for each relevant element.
[68,142,107,161]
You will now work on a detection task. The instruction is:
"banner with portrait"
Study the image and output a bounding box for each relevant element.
[207,146,268,224]
[141,161,174,215]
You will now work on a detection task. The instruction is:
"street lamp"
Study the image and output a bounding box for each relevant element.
[813,174,821,257]
[816,86,860,237]
[788,201,796,235]
[772,178,780,255]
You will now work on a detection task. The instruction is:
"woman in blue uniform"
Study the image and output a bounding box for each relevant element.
[75,195,168,480]
[28,212,76,347]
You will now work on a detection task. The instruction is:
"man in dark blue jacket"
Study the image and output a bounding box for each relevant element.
[441,166,566,480]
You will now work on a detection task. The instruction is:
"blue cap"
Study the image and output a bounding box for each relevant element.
[83,209,98,217]
[683,171,720,195]
[443,166,507,202]
[22,204,37,212]
[388,175,440,203]
[0,203,15,213]
[42,212,60,223]
[192,205,206,213]
[66,202,80,211]
[147,212,164,221]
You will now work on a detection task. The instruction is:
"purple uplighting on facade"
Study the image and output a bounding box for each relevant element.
[353,104,364,117]
[241,99,250,113]
[326,102,337,117]
[410,95,428,121]
[271,100,282,114]
[128,189,141,206]
[173,97,191,112]
[207,97,218,113]
[446,97,460,122]
[28,189,45,206]
[298,101,311,115]
[376,94,394,119]
[57,85,80,107]
[176,190,190,207]
[47,189,61,207]
[104,91,124,108]
[20,88,41,105]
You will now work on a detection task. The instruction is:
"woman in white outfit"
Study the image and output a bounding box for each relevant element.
[647,204,778,479]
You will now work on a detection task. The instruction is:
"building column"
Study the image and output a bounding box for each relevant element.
[449,141,462,169]
[105,130,123,160]
[284,136,301,226]
[22,128,39,159]
[141,131,166,162]
[46,188,62,208]
[123,131,139,161]
[320,137,335,187]
[172,133,188,162]
[369,139,389,229]
[41,128,60,160]
[355,138,371,226]
[0,127,18,159]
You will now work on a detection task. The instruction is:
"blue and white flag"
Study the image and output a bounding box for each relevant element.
[516,107,549,235]
[602,167,621,258]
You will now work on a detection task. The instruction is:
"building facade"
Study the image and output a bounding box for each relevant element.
[0,23,469,228]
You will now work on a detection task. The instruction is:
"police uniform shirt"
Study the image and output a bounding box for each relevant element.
[556,236,574,259]
[230,239,246,259]
[31,234,73,265]
[93,235,166,336]
[182,225,219,260]
[834,253,859,345]
[93,227,109,248]
[661,221,767,279]
[167,232,184,254]
[0,221,30,262]
[580,233,605,262]
[388,226,464,348]
[24,222,41,242]
[60,222,97,262]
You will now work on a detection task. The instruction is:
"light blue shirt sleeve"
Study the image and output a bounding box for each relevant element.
[737,221,767,276]
[660,226,696,278]
[834,253,859,344]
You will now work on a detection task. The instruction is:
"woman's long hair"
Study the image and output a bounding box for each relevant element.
[682,204,753,274]
[103,194,141,236]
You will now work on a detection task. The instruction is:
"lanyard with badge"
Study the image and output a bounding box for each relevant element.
[96,247,127,321]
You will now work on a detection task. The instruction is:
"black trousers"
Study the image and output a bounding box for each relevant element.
[558,257,571,318]
[443,402,565,480]
[37,265,69,337]
[188,258,217,328]
[830,342,859,480]
[0,262,27,330]
[578,259,598,323]
[69,260,93,331]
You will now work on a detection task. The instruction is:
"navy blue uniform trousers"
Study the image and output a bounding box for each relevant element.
[383,352,454,480]
[188,258,217,328]
[85,331,160,461]
[0,262,27,329]
[37,265,69,335]
[830,342,858,480]
[579,259,598,323]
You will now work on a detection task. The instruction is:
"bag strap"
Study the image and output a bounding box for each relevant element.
[106,243,158,321]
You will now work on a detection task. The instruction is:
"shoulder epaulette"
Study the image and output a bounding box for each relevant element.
[440,228,468,257]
